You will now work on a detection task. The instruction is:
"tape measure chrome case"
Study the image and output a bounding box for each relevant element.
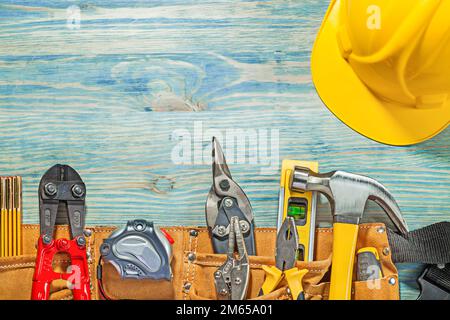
[100,220,173,280]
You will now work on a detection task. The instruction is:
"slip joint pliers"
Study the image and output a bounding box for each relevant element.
[259,217,308,300]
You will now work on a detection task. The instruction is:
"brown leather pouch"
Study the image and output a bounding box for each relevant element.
[0,223,399,300]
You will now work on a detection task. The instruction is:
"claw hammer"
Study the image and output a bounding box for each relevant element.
[290,168,409,300]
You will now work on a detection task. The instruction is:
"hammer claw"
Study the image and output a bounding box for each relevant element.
[291,168,408,235]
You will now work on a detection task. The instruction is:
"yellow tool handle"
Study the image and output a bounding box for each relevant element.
[259,265,283,296]
[12,208,17,256]
[329,222,359,300]
[285,268,308,300]
[8,209,12,257]
[0,209,5,257]
[17,209,22,256]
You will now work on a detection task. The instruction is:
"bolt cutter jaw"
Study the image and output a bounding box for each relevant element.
[39,164,87,241]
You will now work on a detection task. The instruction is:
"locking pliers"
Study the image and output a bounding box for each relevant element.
[214,216,250,300]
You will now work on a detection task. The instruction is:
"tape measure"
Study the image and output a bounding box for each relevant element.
[277,160,318,262]
[100,220,173,280]
[356,247,383,281]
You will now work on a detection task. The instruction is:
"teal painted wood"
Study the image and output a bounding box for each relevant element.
[0,0,448,300]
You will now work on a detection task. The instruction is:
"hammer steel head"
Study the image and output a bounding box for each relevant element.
[290,167,409,235]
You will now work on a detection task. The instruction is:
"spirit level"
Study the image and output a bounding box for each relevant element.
[277,160,318,262]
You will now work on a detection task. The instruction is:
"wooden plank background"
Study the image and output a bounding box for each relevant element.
[0,0,448,300]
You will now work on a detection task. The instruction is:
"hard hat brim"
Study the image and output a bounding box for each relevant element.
[311,0,449,146]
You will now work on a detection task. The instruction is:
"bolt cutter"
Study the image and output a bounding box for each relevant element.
[31,164,91,300]
[259,217,308,300]
[205,137,256,255]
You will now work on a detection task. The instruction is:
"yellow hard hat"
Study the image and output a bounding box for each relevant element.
[312,0,450,145]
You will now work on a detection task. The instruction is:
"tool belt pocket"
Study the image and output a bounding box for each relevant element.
[99,263,175,300]
[184,253,291,300]
[183,250,332,300]
[304,224,400,300]
[0,254,38,300]
[0,254,79,300]
[180,224,400,300]
[96,224,176,300]
[180,227,287,300]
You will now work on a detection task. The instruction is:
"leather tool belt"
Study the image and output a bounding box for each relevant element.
[0,223,395,300]
[1,222,449,300]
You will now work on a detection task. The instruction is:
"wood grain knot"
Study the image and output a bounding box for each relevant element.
[149,176,175,194]
[149,92,206,112]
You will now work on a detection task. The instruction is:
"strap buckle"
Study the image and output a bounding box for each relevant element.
[417,264,450,300]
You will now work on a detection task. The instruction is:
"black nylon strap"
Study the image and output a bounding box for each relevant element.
[387,222,450,264]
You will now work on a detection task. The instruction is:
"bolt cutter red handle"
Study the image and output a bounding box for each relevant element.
[32,236,91,300]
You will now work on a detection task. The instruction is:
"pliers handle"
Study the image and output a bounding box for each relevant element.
[32,237,91,300]
[259,266,307,300]
[260,265,283,295]
[214,216,250,300]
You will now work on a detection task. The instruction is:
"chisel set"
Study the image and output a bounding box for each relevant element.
[0,176,22,257]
